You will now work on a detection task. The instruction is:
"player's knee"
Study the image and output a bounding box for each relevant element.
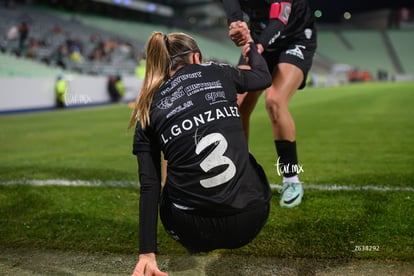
[265,94,287,124]
[265,94,281,113]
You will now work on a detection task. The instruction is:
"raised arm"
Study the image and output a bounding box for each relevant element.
[222,0,252,46]
[256,0,293,50]
[222,0,244,23]
[237,42,272,92]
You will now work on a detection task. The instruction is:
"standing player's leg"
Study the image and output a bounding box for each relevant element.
[265,62,304,208]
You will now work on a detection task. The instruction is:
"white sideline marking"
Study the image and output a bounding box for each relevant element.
[270,184,414,192]
[0,179,138,187]
[0,179,413,192]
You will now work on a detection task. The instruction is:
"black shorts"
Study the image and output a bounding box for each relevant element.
[159,192,270,253]
[240,39,316,89]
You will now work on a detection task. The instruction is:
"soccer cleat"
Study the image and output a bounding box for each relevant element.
[279,182,303,208]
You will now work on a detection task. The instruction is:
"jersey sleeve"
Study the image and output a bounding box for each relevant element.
[257,19,286,49]
[257,0,293,50]
[231,42,272,92]
[221,0,244,24]
[133,124,162,254]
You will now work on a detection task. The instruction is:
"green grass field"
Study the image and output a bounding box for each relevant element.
[0,82,413,261]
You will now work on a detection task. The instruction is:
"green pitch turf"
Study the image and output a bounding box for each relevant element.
[249,82,414,186]
[0,82,413,260]
[0,104,137,182]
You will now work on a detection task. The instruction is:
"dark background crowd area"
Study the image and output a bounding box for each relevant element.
[2,0,414,80]
[0,2,145,76]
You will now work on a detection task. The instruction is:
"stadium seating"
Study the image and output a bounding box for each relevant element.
[316,28,414,78]
[46,8,240,64]
[0,5,143,77]
[341,30,395,75]
[1,5,413,79]
[387,30,414,73]
[0,52,63,77]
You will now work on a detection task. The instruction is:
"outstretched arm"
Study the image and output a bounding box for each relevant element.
[222,0,244,24]
[238,42,272,91]
[133,126,164,275]
[257,1,293,50]
[229,21,252,46]
[222,0,251,46]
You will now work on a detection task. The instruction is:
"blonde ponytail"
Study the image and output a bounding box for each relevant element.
[128,32,170,129]
[128,31,202,130]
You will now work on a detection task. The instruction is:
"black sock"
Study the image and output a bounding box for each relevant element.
[275,140,298,178]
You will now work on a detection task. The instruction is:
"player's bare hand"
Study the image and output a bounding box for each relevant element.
[241,41,262,62]
[229,21,252,46]
[132,253,168,276]
[242,42,252,60]
[256,43,264,54]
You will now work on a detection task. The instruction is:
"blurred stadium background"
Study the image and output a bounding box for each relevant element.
[0,0,413,113]
[1,2,414,272]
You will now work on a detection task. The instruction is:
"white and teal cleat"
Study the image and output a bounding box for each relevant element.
[279,182,304,208]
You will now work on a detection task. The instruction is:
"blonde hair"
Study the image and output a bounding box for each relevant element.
[128,32,201,129]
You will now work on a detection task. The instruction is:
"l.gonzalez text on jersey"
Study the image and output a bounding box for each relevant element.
[161,106,240,144]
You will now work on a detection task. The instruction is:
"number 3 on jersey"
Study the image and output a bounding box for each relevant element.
[195,132,236,188]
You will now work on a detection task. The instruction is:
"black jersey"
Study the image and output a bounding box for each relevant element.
[133,44,272,253]
[222,0,317,50]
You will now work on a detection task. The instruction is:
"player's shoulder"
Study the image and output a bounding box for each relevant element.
[200,60,227,66]
[198,61,235,71]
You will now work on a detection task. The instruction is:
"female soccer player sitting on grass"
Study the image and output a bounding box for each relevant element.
[128,31,272,275]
